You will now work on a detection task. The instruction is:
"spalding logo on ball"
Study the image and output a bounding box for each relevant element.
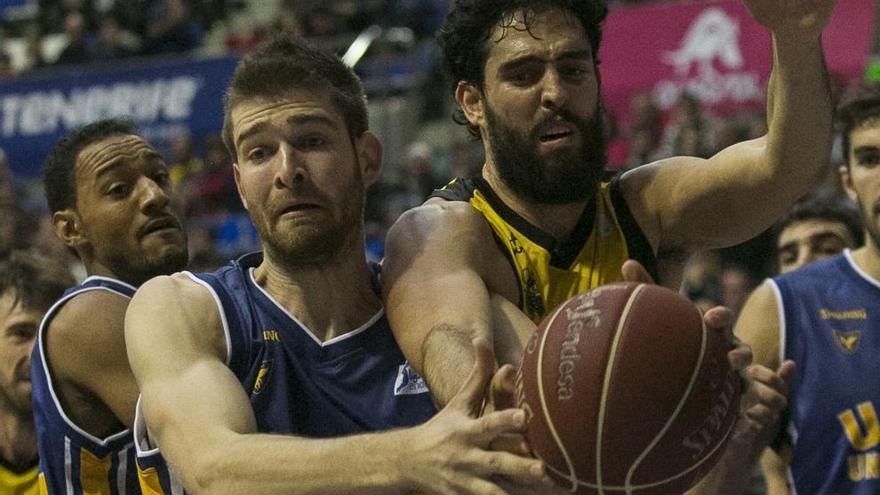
[515,282,741,494]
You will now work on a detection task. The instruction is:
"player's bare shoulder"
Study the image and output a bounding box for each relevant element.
[127,272,227,362]
[386,197,498,263]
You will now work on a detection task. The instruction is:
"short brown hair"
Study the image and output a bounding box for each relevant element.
[222,36,369,161]
[0,251,74,312]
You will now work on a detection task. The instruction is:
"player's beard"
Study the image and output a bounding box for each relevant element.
[261,164,365,266]
[485,102,606,205]
[0,370,31,416]
[101,239,188,287]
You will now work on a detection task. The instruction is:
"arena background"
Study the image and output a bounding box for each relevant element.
[0,0,875,345]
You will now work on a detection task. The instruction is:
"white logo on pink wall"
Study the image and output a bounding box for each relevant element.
[655,7,763,110]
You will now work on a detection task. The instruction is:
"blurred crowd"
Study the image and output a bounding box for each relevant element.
[0,0,448,77]
[0,0,867,328]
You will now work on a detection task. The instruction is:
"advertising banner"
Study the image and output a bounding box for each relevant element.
[0,55,238,177]
[600,0,875,123]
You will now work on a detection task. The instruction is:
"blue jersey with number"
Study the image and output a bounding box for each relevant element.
[772,250,880,494]
[189,252,436,436]
[31,276,141,495]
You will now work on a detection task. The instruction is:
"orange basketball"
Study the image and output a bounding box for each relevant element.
[515,282,741,494]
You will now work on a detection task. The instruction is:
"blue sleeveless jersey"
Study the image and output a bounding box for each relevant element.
[30,276,141,495]
[772,251,880,494]
[190,252,436,436]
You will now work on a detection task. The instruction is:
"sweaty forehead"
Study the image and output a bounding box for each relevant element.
[486,8,589,64]
[75,134,159,179]
[231,93,343,142]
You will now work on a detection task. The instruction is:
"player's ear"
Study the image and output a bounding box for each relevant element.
[839,164,857,202]
[355,131,383,187]
[53,209,86,250]
[456,81,485,129]
[233,163,248,211]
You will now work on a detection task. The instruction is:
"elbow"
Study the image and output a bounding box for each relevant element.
[185,445,238,495]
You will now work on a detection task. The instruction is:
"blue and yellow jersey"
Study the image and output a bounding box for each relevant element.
[771,250,880,493]
[432,176,657,322]
[0,460,39,495]
[183,252,437,436]
[133,399,183,495]
[30,276,141,495]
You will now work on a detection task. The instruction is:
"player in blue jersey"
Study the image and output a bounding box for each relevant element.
[0,252,73,495]
[32,119,188,494]
[734,84,880,494]
[125,37,563,495]
[774,196,862,274]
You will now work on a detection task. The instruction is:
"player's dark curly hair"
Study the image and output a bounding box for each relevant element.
[0,250,73,311]
[438,0,608,138]
[222,36,368,161]
[43,119,137,214]
[775,196,864,248]
[837,83,880,166]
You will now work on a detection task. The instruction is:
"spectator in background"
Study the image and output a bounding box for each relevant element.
[0,52,14,80]
[398,141,440,206]
[656,92,717,159]
[774,195,863,273]
[55,12,91,66]
[0,150,16,260]
[168,132,203,186]
[92,18,135,61]
[183,134,238,218]
[0,251,73,495]
[719,264,755,318]
[23,35,47,72]
[143,0,201,55]
[622,125,659,170]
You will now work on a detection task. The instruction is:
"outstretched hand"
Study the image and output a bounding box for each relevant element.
[400,337,561,495]
[742,0,835,39]
[736,360,796,443]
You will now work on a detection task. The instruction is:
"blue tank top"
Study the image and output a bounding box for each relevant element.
[189,252,436,436]
[772,250,880,494]
[31,276,141,495]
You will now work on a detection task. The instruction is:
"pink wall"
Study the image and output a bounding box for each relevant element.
[599,0,875,123]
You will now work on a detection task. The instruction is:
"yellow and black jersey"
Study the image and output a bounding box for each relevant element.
[431,176,657,322]
[0,459,39,495]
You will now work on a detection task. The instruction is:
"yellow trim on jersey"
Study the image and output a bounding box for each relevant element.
[0,463,39,495]
[467,181,631,322]
[137,466,168,495]
[79,447,112,494]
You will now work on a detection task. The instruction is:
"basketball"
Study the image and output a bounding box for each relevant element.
[515,282,741,494]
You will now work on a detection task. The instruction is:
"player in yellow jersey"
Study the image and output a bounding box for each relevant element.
[382,0,834,492]
[0,252,73,495]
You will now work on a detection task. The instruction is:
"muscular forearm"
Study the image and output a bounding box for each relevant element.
[184,429,416,495]
[764,34,831,186]
[422,323,480,408]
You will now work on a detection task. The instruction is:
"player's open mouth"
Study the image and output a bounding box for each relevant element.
[540,132,572,142]
[140,217,180,237]
[539,123,575,143]
[280,204,321,216]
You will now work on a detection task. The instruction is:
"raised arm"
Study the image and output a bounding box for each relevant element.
[621,0,836,255]
[382,201,530,407]
[126,273,552,495]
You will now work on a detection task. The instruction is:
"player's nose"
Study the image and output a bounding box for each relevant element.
[275,143,308,189]
[540,69,568,110]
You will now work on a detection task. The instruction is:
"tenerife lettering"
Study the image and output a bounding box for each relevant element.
[0,77,200,138]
